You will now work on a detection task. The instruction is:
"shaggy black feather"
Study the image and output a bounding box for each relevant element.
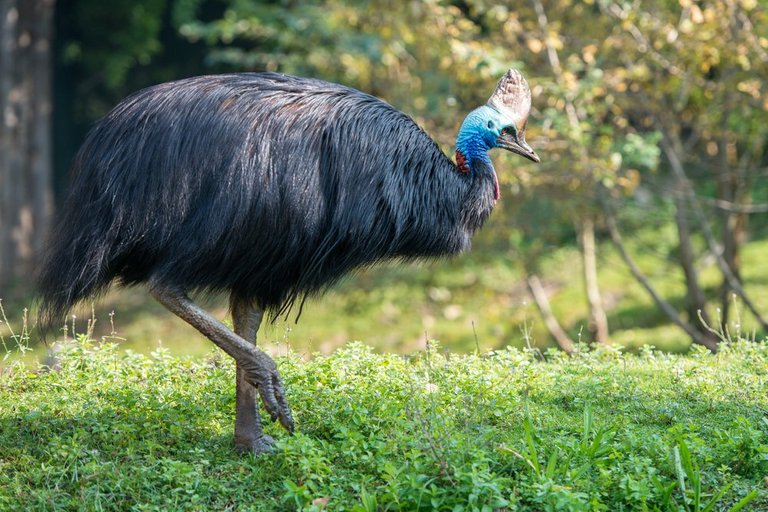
[37,73,498,330]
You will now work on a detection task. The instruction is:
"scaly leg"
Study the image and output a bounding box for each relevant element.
[231,296,274,453]
[148,282,294,444]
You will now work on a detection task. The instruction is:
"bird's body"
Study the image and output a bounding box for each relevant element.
[38,70,538,452]
[39,73,496,322]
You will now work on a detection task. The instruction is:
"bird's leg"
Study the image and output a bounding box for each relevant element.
[230,296,274,453]
[148,282,294,440]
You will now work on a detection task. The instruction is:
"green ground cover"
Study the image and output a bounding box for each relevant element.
[1,340,766,511]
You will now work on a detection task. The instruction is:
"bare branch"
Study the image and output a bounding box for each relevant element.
[525,274,575,354]
[736,8,768,63]
[699,197,768,214]
[601,1,691,81]
[578,216,609,344]
[531,0,581,131]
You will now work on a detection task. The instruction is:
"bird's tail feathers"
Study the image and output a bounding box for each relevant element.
[36,207,117,340]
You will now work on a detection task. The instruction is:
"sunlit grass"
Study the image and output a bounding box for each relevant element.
[1,339,765,510]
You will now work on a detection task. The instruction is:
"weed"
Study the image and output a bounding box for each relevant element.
[0,299,31,360]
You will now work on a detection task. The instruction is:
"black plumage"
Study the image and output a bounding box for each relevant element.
[38,73,498,327]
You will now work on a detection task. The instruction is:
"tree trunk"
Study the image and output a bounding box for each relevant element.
[0,0,55,291]
[716,134,750,330]
[578,215,609,344]
[673,189,711,329]
[716,136,733,327]
[712,80,766,332]
[719,205,746,330]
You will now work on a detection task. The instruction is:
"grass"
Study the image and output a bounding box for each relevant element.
[1,338,766,511]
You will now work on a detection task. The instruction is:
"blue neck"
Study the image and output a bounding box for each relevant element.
[455,106,499,173]
[455,132,492,171]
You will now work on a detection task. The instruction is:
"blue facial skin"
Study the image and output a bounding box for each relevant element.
[455,105,516,171]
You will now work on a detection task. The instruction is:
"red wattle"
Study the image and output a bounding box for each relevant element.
[455,151,470,174]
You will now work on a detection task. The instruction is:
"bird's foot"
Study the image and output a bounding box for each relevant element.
[235,433,275,455]
[240,350,295,434]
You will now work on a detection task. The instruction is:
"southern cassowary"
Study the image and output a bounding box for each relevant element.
[37,69,538,453]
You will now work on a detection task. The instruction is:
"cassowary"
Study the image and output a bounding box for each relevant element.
[38,69,538,453]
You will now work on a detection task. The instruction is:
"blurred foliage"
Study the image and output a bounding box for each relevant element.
[58,0,166,121]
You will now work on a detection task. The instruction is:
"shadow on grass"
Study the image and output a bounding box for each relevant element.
[0,382,290,510]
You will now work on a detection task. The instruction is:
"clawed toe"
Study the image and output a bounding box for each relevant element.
[242,351,295,434]
[259,377,294,433]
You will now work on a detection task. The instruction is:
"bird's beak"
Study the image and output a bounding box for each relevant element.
[496,131,540,163]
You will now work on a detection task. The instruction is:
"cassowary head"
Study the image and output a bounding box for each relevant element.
[456,69,539,166]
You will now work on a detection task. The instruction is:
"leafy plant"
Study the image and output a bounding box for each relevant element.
[673,436,758,512]
[1,337,766,510]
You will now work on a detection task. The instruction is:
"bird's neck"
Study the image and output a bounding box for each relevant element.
[455,129,499,200]
[455,125,492,176]
[454,142,493,177]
